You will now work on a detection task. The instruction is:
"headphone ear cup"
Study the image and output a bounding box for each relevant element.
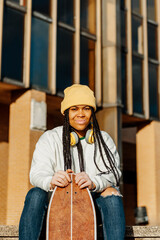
[70,132,79,146]
[85,129,94,144]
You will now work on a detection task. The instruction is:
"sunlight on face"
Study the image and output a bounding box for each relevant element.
[69,105,92,138]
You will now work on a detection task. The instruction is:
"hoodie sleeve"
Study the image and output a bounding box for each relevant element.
[30,131,55,191]
[89,131,121,192]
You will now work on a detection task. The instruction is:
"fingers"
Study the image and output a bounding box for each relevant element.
[51,170,72,188]
[50,170,94,190]
[75,172,92,189]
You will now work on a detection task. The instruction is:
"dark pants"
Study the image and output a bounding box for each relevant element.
[19,187,125,240]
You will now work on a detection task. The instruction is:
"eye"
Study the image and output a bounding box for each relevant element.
[70,107,77,111]
[84,107,91,111]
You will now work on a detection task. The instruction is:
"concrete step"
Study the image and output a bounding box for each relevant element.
[0,225,160,239]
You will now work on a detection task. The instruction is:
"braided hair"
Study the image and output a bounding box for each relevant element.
[63,107,120,185]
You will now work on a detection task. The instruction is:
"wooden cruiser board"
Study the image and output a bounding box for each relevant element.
[46,174,97,240]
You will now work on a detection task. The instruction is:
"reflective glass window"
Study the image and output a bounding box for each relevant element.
[132,15,143,54]
[5,0,19,3]
[80,37,95,90]
[147,0,155,21]
[1,6,24,82]
[57,0,74,26]
[131,0,141,14]
[56,27,73,94]
[132,56,143,114]
[30,17,49,90]
[80,0,96,35]
[4,0,26,5]
[121,0,125,9]
[121,52,127,111]
[148,23,157,59]
[32,0,50,16]
[121,9,126,48]
[149,63,158,118]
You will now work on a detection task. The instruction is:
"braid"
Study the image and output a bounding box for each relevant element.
[63,109,72,170]
[91,108,120,185]
[76,140,85,172]
[70,126,85,172]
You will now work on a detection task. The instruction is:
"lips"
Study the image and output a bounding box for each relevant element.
[75,119,87,125]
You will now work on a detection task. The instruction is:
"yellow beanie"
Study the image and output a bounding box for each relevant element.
[61,84,96,114]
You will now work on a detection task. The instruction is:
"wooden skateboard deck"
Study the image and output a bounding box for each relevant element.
[46,174,97,239]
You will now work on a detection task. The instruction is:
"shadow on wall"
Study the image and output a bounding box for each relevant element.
[0,103,9,224]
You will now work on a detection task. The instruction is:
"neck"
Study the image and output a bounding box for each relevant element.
[75,129,87,138]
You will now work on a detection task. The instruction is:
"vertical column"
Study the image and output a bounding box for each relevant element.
[100,0,121,150]
[23,0,31,87]
[95,0,102,106]
[74,0,80,84]
[136,121,160,225]
[49,0,57,94]
[142,0,149,118]
[6,89,46,225]
[126,0,133,114]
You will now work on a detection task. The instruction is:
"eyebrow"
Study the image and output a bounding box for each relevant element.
[70,105,90,109]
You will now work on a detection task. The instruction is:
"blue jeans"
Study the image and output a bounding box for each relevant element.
[19,187,125,240]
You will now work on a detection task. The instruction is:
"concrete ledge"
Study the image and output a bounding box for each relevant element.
[0,225,18,239]
[125,226,160,238]
[0,225,160,239]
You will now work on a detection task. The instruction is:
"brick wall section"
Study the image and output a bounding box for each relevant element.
[1,226,160,239]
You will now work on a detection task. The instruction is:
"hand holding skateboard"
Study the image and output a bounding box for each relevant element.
[50,169,95,191]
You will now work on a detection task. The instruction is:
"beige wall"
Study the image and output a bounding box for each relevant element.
[6,90,45,225]
[96,107,118,146]
[136,121,160,225]
[0,104,9,224]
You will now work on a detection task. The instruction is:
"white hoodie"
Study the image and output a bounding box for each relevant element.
[30,126,121,192]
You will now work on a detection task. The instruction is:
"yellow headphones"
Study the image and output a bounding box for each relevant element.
[70,124,94,146]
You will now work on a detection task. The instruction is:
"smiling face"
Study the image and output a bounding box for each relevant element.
[69,105,92,138]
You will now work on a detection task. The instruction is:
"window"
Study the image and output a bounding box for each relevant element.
[131,0,144,115]
[80,37,95,88]
[80,0,96,91]
[147,0,155,21]
[132,56,143,114]
[147,0,157,60]
[4,0,26,7]
[1,0,100,96]
[149,63,158,118]
[147,23,157,60]
[121,9,127,49]
[121,1,127,112]
[58,0,74,26]
[1,4,25,83]
[32,0,50,16]
[132,15,143,54]
[80,0,96,35]
[30,0,52,91]
[121,0,125,9]
[147,0,158,118]
[56,0,74,94]
[131,0,141,14]
[56,28,73,93]
[121,52,127,111]
[30,17,50,90]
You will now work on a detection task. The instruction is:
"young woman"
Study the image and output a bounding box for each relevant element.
[19,84,125,240]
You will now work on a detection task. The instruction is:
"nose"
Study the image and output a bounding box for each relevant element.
[77,109,84,117]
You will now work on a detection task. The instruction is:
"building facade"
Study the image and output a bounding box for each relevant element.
[0,0,160,226]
